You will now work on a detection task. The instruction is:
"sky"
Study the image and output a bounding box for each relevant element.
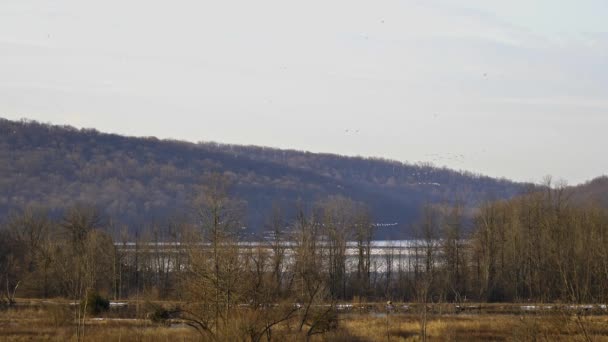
[1,0,607,185]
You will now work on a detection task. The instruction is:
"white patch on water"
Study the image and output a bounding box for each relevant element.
[109,302,128,307]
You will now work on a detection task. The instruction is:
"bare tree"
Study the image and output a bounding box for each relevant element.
[440,203,467,302]
[292,206,337,340]
[353,206,373,300]
[415,205,440,342]
[319,196,352,300]
[1,208,53,300]
[51,205,114,341]
[267,203,287,297]
[180,172,244,339]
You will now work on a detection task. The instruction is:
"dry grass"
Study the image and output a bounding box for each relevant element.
[0,306,198,341]
[3,304,608,341]
[341,314,608,342]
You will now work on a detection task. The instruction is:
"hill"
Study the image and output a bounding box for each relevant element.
[569,176,608,208]
[0,118,530,238]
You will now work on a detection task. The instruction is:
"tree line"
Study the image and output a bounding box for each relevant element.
[1,174,607,340]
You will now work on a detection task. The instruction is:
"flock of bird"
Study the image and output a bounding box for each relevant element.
[423,152,467,164]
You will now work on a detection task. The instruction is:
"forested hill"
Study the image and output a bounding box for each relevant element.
[0,118,529,238]
[570,176,608,208]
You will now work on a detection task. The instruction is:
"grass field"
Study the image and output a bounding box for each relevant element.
[2,300,608,341]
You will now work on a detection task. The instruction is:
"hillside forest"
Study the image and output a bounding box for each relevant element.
[0,118,529,238]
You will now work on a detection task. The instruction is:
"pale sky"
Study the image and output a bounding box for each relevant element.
[1,0,607,185]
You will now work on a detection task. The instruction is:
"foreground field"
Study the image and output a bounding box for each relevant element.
[342,314,608,341]
[2,301,608,341]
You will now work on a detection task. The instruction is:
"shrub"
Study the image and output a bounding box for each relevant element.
[149,307,170,323]
[146,302,172,324]
[83,291,110,315]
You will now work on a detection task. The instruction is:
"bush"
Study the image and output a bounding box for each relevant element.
[83,291,110,315]
[149,307,170,323]
[146,302,172,324]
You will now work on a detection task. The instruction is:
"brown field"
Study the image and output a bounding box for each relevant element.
[2,300,608,341]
